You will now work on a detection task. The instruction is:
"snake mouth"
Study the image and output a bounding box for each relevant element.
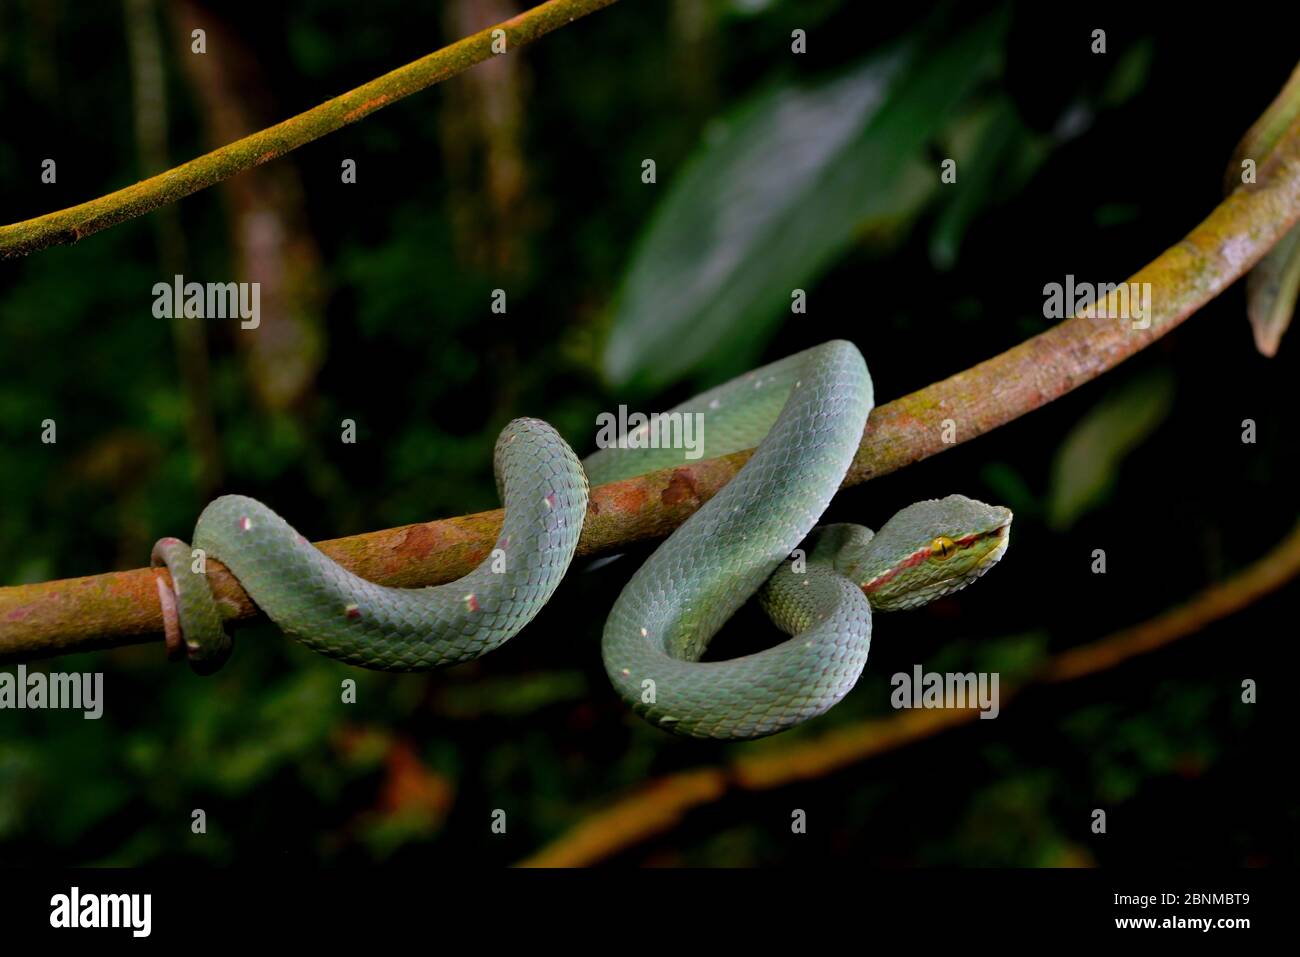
[959,512,1011,553]
[980,512,1012,557]
[929,528,1010,597]
[984,516,1012,557]
[949,515,1012,587]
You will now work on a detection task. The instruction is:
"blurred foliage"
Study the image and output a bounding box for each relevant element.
[1047,369,1174,530]
[605,15,1003,391]
[0,0,1295,867]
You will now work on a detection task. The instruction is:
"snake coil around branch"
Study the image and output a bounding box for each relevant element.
[153,340,1011,740]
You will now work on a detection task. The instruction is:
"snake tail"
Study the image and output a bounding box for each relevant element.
[157,417,589,671]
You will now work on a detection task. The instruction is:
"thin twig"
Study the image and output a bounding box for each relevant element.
[0,0,621,259]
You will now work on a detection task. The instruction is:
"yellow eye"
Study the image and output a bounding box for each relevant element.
[930,536,956,560]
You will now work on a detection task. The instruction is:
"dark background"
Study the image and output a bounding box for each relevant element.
[0,0,1294,866]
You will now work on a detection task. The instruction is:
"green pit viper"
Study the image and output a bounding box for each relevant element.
[152,340,1011,740]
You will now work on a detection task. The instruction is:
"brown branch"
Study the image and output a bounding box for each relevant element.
[0,0,621,259]
[2,113,1300,664]
[518,516,1300,867]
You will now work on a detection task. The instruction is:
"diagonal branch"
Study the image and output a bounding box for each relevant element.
[0,0,620,259]
[2,94,1299,666]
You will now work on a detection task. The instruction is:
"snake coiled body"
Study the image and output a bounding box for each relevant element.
[155,340,1012,739]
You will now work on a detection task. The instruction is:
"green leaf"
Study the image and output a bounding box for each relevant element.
[1245,223,1300,357]
[978,461,1041,520]
[1046,370,1175,530]
[929,98,1048,271]
[1224,63,1300,356]
[602,14,1007,393]
[1100,40,1155,109]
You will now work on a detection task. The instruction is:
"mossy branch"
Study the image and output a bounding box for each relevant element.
[0,0,620,259]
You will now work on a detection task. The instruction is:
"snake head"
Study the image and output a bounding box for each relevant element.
[849,494,1012,611]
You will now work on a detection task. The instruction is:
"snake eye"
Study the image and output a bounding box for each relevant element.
[929,536,956,561]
